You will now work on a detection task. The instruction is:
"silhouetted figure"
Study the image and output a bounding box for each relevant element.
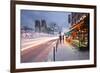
[62,35,64,43]
[59,34,62,44]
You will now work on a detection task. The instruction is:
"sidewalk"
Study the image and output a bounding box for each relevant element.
[46,39,89,61]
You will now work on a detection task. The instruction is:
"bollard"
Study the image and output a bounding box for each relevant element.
[53,47,55,61]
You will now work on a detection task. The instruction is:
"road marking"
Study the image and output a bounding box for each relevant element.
[21,37,59,51]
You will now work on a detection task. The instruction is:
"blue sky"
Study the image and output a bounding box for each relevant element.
[21,10,71,33]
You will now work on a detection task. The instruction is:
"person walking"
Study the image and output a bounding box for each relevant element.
[59,32,62,44]
[62,35,64,43]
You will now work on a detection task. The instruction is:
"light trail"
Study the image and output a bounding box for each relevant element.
[21,37,59,51]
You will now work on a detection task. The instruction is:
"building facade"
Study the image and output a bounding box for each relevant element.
[67,12,89,49]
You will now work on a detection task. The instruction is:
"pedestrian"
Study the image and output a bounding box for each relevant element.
[62,35,64,43]
[59,34,62,44]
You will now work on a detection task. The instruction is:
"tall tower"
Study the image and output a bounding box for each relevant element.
[35,20,41,32]
[41,19,47,32]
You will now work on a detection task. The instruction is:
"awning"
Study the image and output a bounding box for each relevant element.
[70,21,84,31]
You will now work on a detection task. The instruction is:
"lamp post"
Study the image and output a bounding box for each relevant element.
[79,30,81,48]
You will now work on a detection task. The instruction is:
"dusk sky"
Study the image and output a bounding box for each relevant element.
[21,10,71,33]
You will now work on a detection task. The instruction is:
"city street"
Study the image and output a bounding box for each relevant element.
[21,36,89,63]
[21,37,59,62]
[20,11,89,63]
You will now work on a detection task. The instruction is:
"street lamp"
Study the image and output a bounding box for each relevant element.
[79,30,81,48]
